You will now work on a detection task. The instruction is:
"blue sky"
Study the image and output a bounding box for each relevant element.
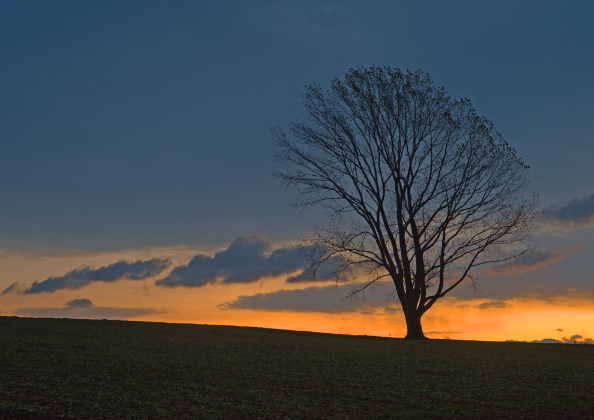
[1,1,593,341]
[1,0,592,251]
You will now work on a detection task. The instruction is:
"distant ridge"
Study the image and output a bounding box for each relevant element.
[505,338,592,344]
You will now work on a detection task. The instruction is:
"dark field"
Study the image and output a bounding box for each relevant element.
[1,317,593,419]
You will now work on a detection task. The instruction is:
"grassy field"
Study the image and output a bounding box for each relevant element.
[0,316,593,419]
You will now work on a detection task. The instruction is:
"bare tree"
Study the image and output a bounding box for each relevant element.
[272,66,538,339]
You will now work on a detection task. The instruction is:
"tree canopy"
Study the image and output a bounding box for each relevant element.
[273,66,538,339]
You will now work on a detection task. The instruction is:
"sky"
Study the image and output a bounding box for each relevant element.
[1,0,594,343]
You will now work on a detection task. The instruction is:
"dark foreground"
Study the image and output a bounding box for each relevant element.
[1,317,593,419]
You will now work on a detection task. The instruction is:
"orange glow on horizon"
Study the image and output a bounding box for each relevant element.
[137,297,594,343]
[1,248,593,343]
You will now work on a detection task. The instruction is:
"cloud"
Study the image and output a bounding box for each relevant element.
[156,235,335,289]
[8,258,171,295]
[482,245,581,278]
[218,281,398,313]
[64,298,93,309]
[13,297,163,319]
[285,263,338,283]
[556,328,565,332]
[474,300,508,310]
[505,339,564,344]
[132,285,151,296]
[541,194,594,228]
[1,282,25,296]
[14,306,163,320]
[560,334,594,344]
[567,334,583,341]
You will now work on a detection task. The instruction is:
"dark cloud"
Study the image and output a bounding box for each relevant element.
[64,298,93,309]
[482,245,581,278]
[561,335,594,344]
[474,300,508,310]
[14,306,163,320]
[449,268,594,305]
[568,334,582,341]
[556,328,565,332]
[156,235,330,288]
[541,194,594,228]
[218,282,397,313]
[12,258,171,295]
[1,282,24,296]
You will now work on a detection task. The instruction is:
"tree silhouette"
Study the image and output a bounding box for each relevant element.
[273,66,538,339]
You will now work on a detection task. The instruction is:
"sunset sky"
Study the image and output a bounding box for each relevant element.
[1,1,593,343]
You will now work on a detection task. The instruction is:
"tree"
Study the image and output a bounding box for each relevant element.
[272,66,538,339]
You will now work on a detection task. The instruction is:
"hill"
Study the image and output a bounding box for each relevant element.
[1,316,593,419]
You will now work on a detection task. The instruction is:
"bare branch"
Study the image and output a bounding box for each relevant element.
[272,66,538,339]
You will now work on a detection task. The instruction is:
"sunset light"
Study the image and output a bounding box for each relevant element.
[1,2,593,418]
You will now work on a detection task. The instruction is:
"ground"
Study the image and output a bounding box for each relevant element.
[1,316,593,419]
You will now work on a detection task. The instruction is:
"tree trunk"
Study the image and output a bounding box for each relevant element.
[404,310,428,340]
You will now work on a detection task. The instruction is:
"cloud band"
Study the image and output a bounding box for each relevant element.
[2,258,171,295]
